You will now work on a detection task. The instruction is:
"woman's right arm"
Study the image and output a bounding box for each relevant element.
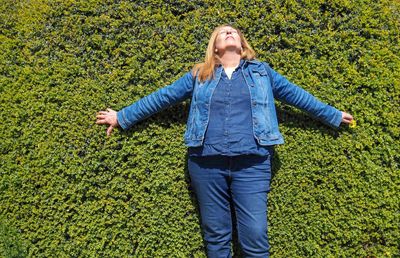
[96,71,194,135]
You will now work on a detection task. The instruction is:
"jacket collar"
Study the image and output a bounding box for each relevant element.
[213,59,262,80]
[215,59,259,71]
[243,59,262,67]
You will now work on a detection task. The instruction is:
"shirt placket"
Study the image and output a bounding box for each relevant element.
[224,74,232,154]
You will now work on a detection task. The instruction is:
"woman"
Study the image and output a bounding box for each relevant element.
[96,24,353,257]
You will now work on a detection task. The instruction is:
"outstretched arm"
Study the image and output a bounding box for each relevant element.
[96,71,194,136]
[268,65,353,127]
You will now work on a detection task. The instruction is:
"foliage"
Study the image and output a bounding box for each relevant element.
[0,0,399,257]
[0,217,27,258]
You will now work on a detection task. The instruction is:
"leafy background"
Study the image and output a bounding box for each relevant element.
[0,0,399,257]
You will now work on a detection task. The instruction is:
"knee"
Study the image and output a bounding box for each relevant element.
[238,222,269,256]
[202,219,232,256]
[202,217,231,240]
[241,222,267,242]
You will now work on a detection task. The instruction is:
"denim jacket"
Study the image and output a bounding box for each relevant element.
[117,59,342,147]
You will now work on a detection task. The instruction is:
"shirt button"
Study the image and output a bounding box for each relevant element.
[224,131,228,135]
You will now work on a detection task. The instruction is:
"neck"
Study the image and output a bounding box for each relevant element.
[218,50,241,68]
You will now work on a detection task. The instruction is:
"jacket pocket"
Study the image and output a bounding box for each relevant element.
[252,68,268,76]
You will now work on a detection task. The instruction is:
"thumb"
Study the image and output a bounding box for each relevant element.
[106,125,114,136]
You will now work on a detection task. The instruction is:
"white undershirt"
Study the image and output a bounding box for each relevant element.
[224,67,236,79]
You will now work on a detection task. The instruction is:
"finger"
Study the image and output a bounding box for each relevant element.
[96,115,112,123]
[342,116,351,122]
[342,114,350,120]
[96,114,107,119]
[106,108,115,113]
[345,117,354,124]
[97,111,109,115]
[96,119,108,125]
[345,114,353,121]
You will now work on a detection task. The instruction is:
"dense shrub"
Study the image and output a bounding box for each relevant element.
[1,0,399,257]
[0,217,27,258]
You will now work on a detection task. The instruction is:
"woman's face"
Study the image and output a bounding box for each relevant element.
[214,26,242,53]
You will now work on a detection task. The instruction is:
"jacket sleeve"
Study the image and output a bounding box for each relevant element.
[267,65,342,128]
[117,71,194,130]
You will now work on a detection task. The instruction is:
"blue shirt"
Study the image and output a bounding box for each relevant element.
[189,61,272,156]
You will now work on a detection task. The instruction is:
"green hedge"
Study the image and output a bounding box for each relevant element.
[1,0,399,257]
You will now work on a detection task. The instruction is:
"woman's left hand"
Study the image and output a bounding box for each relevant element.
[341,111,354,124]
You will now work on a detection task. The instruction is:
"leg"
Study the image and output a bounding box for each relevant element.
[188,155,233,258]
[230,154,272,258]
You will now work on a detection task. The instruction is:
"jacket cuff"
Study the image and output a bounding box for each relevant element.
[329,108,343,128]
[117,110,130,130]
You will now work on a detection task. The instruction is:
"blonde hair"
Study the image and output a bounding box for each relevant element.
[192,24,256,82]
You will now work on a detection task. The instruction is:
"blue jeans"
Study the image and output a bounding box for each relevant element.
[188,154,272,258]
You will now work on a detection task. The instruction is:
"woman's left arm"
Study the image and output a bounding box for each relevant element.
[268,66,353,127]
[341,111,354,125]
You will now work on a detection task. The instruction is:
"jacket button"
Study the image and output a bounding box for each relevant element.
[252,101,257,106]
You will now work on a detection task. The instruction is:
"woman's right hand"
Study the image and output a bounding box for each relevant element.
[96,108,120,136]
